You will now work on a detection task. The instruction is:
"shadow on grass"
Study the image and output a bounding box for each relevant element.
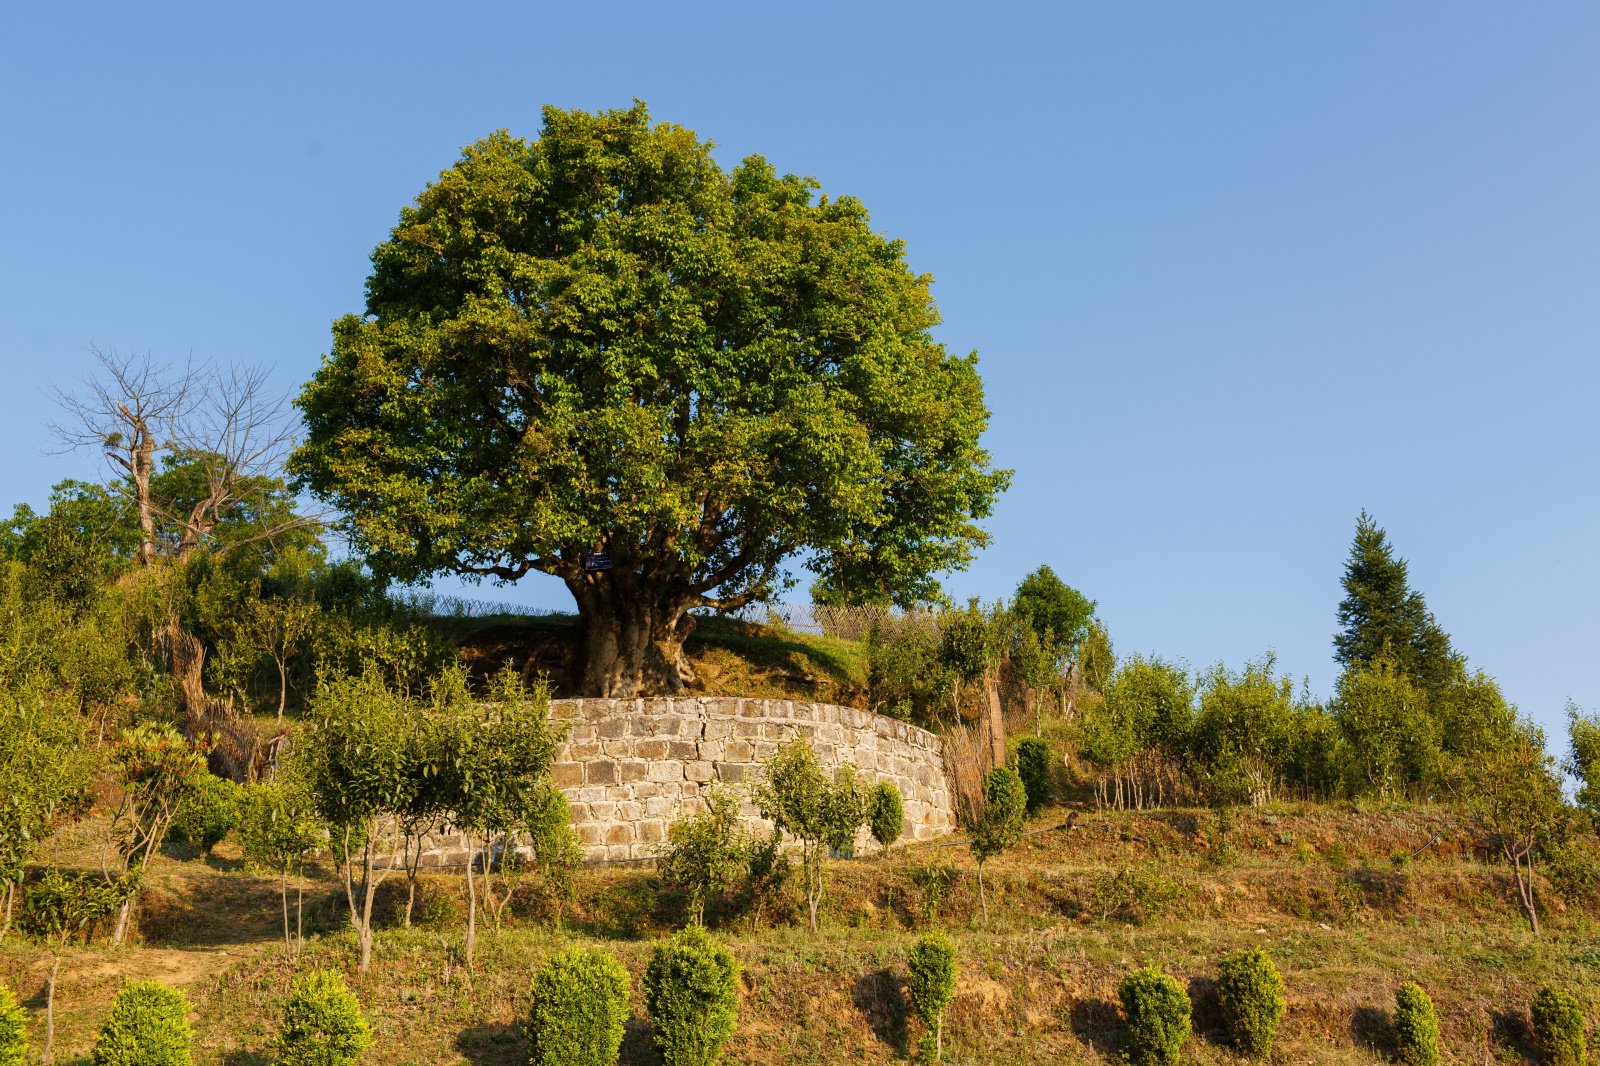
[852,968,910,1057]
[1350,1005,1394,1057]
[619,1015,658,1066]
[220,1052,271,1066]
[455,1022,526,1065]
[1069,995,1124,1058]
[1185,974,1225,1047]
[1492,1010,1535,1061]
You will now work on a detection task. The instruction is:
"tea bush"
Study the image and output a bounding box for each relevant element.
[1014,737,1052,812]
[867,782,904,851]
[91,980,193,1066]
[1215,949,1285,1058]
[271,969,374,1066]
[1393,982,1441,1066]
[644,924,739,1066]
[166,772,243,852]
[0,982,26,1066]
[907,932,957,1061]
[1532,985,1587,1066]
[1118,967,1191,1066]
[527,947,630,1066]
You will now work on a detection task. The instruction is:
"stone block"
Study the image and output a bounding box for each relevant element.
[648,761,684,783]
[637,820,667,844]
[668,740,699,761]
[617,759,648,783]
[684,760,716,782]
[699,740,724,762]
[597,718,627,739]
[551,763,585,788]
[604,824,633,846]
[636,740,670,760]
[586,760,618,786]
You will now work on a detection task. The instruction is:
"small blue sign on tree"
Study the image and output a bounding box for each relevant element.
[582,550,613,573]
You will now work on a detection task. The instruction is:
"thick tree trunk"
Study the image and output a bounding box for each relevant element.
[570,575,697,697]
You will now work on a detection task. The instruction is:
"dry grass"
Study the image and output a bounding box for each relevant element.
[2,802,1596,1064]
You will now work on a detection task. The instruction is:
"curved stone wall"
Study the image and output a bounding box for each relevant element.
[546,696,955,861]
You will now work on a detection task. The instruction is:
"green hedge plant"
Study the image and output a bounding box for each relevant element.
[906,932,957,1061]
[644,924,739,1066]
[1532,985,1587,1066]
[1014,737,1052,812]
[271,969,374,1066]
[527,947,631,1066]
[1118,967,1191,1066]
[92,980,193,1066]
[1393,982,1441,1066]
[867,782,905,853]
[1215,949,1285,1058]
[166,772,244,852]
[0,982,26,1066]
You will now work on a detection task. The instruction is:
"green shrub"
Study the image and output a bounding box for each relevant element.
[906,932,957,1061]
[1118,967,1191,1066]
[0,982,27,1066]
[1215,949,1285,1058]
[1532,985,1588,1066]
[867,782,905,851]
[270,969,373,1066]
[166,771,244,852]
[1014,737,1052,812]
[92,980,193,1066]
[527,947,630,1066]
[643,924,739,1066]
[1393,982,1441,1066]
[1087,867,1185,925]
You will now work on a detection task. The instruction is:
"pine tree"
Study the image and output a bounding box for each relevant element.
[1333,512,1456,693]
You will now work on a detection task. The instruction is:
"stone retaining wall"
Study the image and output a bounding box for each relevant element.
[418,697,955,864]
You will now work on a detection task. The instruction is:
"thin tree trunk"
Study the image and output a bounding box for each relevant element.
[276,658,288,722]
[295,882,304,955]
[280,872,291,952]
[978,862,988,923]
[42,955,61,1065]
[1,882,12,939]
[465,841,478,965]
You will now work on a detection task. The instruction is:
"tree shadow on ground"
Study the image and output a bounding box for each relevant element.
[1185,974,1226,1048]
[1350,1005,1394,1057]
[619,1016,658,1066]
[1069,996,1125,1058]
[851,968,909,1057]
[220,1052,270,1066]
[1492,1010,1536,1061]
[454,1022,526,1065]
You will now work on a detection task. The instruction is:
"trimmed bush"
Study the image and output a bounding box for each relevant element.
[271,969,373,1066]
[92,980,193,1066]
[1014,737,1052,812]
[1533,985,1588,1066]
[1215,949,1285,1058]
[0,982,27,1066]
[1118,967,1191,1066]
[867,782,905,852]
[167,772,244,852]
[527,947,630,1066]
[906,932,957,1061]
[1393,982,1441,1066]
[644,924,739,1066]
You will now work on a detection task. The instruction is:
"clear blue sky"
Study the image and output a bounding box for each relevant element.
[3,3,1597,739]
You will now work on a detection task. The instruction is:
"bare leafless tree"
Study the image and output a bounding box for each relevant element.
[49,346,313,780]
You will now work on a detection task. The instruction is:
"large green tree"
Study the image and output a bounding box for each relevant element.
[1333,512,1456,693]
[291,102,1009,696]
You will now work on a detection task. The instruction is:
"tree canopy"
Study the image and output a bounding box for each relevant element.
[1333,512,1456,693]
[291,101,1009,696]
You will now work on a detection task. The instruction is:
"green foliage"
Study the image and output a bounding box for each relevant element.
[0,672,94,909]
[1569,703,1600,829]
[906,932,957,1060]
[238,782,324,878]
[91,980,193,1066]
[523,780,583,897]
[1460,729,1570,934]
[865,611,952,722]
[972,767,1027,865]
[1077,620,1116,693]
[1393,982,1441,1066]
[755,737,866,930]
[291,101,1009,691]
[662,788,747,925]
[1014,737,1052,813]
[18,868,140,945]
[1215,949,1285,1058]
[108,723,209,881]
[167,772,244,851]
[1189,657,1295,805]
[1010,565,1095,666]
[1117,967,1191,1066]
[1333,657,1436,796]
[936,600,1004,688]
[270,969,374,1066]
[527,947,630,1066]
[1334,511,1456,694]
[1532,986,1588,1066]
[643,924,740,1066]
[866,782,905,850]
[0,982,26,1066]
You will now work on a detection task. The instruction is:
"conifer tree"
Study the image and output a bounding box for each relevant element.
[1333,512,1456,693]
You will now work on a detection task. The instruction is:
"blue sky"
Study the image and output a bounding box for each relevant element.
[3,3,1597,738]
